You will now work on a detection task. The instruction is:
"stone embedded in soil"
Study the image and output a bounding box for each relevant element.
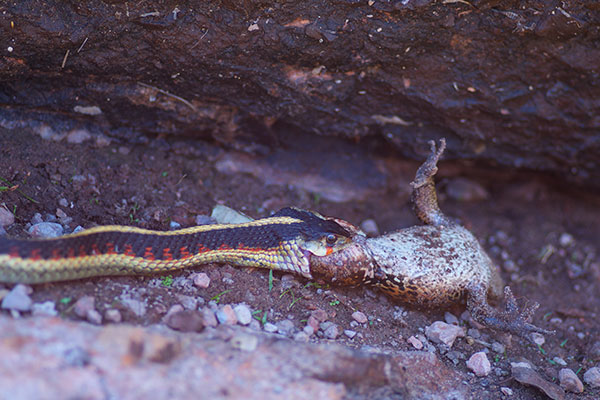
[277,319,295,337]
[263,323,278,333]
[307,315,320,332]
[466,352,491,377]
[66,129,92,144]
[323,324,340,340]
[311,309,328,322]
[231,333,259,351]
[343,330,356,339]
[0,207,14,227]
[531,332,545,346]
[293,331,310,342]
[105,309,122,323]
[303,325,315,336]
[74,296,95,319]
[86,309,102,325]
[192,272,211,288]
[425,321,465,348]
[351,311,368,324]
[1,284,33,312]
[233,304,252,326]
[407,336,424,350]
[201,308,218,328]
[583,367,600,388]
[119,296,147,317]
[176,294,198,310]
[165,310,206,333]
[511,363,565,400]
[444,312,459,326]
[31,301,58,317]
[28,222,64,238]
[558,368,584,393]
[215,304,238,325]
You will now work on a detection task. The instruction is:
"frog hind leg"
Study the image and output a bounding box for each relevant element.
[466,284,554,341]
[410,138,454,227]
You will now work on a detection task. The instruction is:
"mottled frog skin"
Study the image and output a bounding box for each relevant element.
[310,139,550,340]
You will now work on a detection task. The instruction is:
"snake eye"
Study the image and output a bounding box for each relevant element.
[325,234,337,245]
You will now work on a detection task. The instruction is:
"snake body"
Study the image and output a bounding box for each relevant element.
[0,207,353,284]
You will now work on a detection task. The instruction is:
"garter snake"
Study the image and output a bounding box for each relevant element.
[0,207,356,284]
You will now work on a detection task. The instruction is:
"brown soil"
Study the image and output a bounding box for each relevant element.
[1,127,599,399]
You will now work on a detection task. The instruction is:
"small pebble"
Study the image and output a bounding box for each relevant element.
[66,129,92,144]
[307,315,320,332]
[73,296,96,320]
[407,335,424,350]
[31,301,58,317]
[466,352,491,377]
[559,233,575,247]
[280,274,297,291]
[31,213,44,225]
[231,333,258,351]
[176,294,198,310]
[531,332,545,346]
[444,312,459,326]
[467,328,481,339]
[491,342,505,354]
[249,319,261,331]
[552,357,567,366]
[233,304,252,326]
[276,319,295,336]
[192,272,211,288]
[104,308,122,323]
[201,308,218,327]
[215,304,238,325]
[352,311,368,324]
[360,219,379,236]
[195,215,216,225]
[169,221,181,230]
[263,322,278,333]
[343,330,357,339]
[311,309,328,322]
[120,296,147,317]
[293,331,310,342]
[558,368,583,393]
[165,310,206,332]
[163,304,184,322]
[303,325,315,336]
[58,198,69,207]
[0,207,15,227]
[323,324,340,339]
[1,284,33,312]
[118,146,130,155]
[86,309,102,325]
[425,321,465,347]
[500,387,513,396]
[583,367,600,388]
[28,222,64,238]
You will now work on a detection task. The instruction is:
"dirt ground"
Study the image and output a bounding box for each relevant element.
[1,127,599,399]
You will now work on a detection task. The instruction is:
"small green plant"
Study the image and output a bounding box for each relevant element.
[161,275,173,287]
[0,176,38,203]
[210,289,231,303]
[560,339,568,347]
[59,297,72,305]
[280,288,303,310]
[576,367,582,375]
[537,344,546,355]
[161,171,168,177]
[268,269,274,292]
[329,300,340,306]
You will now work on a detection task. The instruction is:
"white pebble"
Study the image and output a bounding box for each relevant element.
[425,321,465,347]
[192,273,211,288]
[583,367,600,388]
[466,352,491,377]
[559,368,583,393]
[233,304,252,326]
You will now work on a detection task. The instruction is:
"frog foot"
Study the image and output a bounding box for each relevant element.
[467,285,554,341]
[410,138,446,190]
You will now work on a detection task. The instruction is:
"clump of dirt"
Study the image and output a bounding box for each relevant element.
[1,127,599,399]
